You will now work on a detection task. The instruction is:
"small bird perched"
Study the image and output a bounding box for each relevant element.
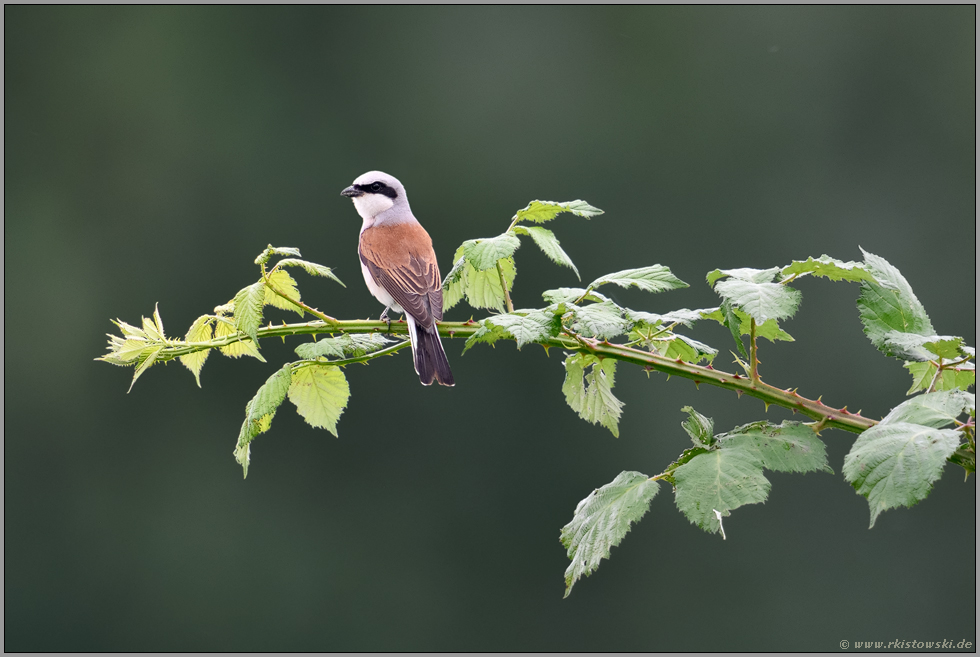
[341,171,454,387]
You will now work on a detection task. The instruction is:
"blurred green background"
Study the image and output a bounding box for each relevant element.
[5,6,975,651]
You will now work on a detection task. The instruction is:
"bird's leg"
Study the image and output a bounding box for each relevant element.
[379,307,394,336]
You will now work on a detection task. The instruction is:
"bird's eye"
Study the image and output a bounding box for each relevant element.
[371,182,382,192]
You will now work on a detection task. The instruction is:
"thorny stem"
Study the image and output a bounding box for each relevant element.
[261,264,339,325]
[145,318,879,435]
[750,318,760,383]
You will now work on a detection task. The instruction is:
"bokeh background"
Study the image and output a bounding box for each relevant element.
[5,6,976,651]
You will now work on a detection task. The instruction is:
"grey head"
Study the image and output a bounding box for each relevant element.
[340,170,414,225]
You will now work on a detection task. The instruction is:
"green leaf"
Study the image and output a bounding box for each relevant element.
[712,271,801,323]
[720,301,748,360]
[276,258,346,286]
[560,471,658,598]
[856,250,935,359]
[128,346,163,392]
[214,318,266,362]
[781,255,875,283]
[514,199,603,224]
[718,421,833,474]
[904,361,976,394]
[589,266,688,294]
[512,226,579,279]
[441,247,468,311]
[443,244,517,312]
[842,422,961,527]
[480,309,561,349]
[673,447,770,536]
[881,390,975,429]
[626,307,717,329]
[233,281,266,343]
[569,301,630,340]
[179,315,213,387]
[295,333,393,360]
[680,406,715,447]
[702,307,794,343]
[263,269,304,316]
[562,354,623,437]
[462,234,521,271]
[542,287,610,305]
[234,363,293,478]
[288,364,350,437]
[255,245,302,264]
[461,321,510,354]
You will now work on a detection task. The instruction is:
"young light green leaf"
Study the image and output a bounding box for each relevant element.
[904,361,976,394]
[234,363,293,477]
[276,258,345,286]
[263,269,304,316]
[233,281,266,343]
[842,422,961,527]
[462,234,521,271]
[560,471,659,598]
[881,390,975,428]
[856,249,935,359]
[288,364,350,437]
[626,307,717,329]
[512,225,579,279]
[569,301,630,340]
[442,247,468,310]
[781,255,874,283]
[589,266,688,294]
[255,245,302,265]
[481,309,561,349]
[152,303,165,338]
[680,406,715,447]
[659,334,718,364]
[514,199,603,225]
[443,244,517,312]
[720,300,748,360]
[128,346,163,392]
[214,318,266,362]
[711,267,802,323]
[702,307,795,343]
[179,315,214,387]
[562,354,623,437]
[542,287,610,305]
[673,447,770,535]
[718,421,833,474]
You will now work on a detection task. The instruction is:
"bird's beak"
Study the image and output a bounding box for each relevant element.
[340,186,363,198]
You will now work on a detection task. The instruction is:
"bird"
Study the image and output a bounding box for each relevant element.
[341,171,455,387]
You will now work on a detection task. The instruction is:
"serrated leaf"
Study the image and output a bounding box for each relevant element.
[295,333,393,360]
[680,406,715,447]
[142,315,163,341]
[626,307,717,329]
[441,247,468,311]
[842,422,960,527]
[781,255,875,283]
[569,301,629,340]
[468,257,516,311]
[288,364,350,437]
[234,363,293,477]
[179,315,213,387]
[702,307,794,343]
[673,448,770,535]
[657,334,718,364]
[512,225,579,279]
[713,276,801,323]
[857,250,935,359]
[562,354,623,437]
[152,303,165,337]
[214,318,266,362]
[881,390,975,428]
[720,300,748,360]
[560,471,658,598]
[718,421,833,474]
[707,267,782,287]
[589,266,688,294]
[263,269,304,316]
[481,309,561,349]
[233,281,266,343]
[462,234,521,271]
[542,287,610,305]
[128,346,163,392]
[514,199,603,225]
[904,361,976,394]
[276,258,345,286]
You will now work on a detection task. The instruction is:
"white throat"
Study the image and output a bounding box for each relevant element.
[352,194,394,223]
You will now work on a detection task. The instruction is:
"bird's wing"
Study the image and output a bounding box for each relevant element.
[359,222,444,328]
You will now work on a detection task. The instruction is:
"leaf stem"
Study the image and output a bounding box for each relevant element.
[496,261,515,313]
[261,265,339,325]
[750,318,760,383]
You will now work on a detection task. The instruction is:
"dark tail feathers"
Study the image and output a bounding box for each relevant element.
[413,323,454,387]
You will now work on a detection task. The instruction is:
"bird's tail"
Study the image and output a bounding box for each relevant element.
[406,315,454,387]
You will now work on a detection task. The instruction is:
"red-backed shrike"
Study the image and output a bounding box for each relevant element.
[341,171,454,387]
